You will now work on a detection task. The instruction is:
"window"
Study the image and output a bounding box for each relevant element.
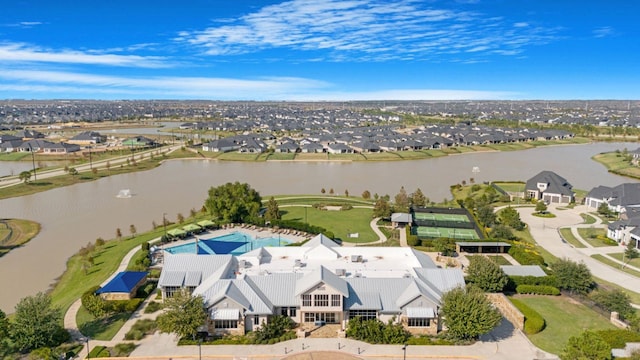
[253,315,260,325]
[289,307,297,317]
[164,286,180,298]
[304,313,315,322]
[281,308,288,316]
[331,294,341,307]
[314,294,329,307]
[214,320,238,329]
[348,310,377,321]
[302,294,311,306]
[408,318,430,327]
[304,312,337,324]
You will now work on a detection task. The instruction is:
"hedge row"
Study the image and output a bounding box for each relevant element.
[594,330,640,349]
[508,247,545,266]
[510,298,546,334]
[516,285,560,296]
[268,219,334,239]
[507,275,557,290]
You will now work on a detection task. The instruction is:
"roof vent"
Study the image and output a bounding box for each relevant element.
[335,269,346,276]
[354,272,362,278]
[350,255,363,263]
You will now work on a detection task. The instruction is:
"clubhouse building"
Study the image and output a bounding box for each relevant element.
[158,234,464,337]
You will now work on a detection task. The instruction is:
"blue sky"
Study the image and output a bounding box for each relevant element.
[0,0,637,100]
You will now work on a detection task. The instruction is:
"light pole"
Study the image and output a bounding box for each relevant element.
[402,344,407,360]
[29,143,37,180]
[198,338,202,360]
[85,337,90,359]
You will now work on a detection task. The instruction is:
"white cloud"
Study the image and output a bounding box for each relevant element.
[0,43,170,68]
[176,0,560,62]
[0,68,514,100]
[593,26,614,38]
[2,21,43,28]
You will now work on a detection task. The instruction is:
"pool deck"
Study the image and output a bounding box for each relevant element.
[164,224,311,250]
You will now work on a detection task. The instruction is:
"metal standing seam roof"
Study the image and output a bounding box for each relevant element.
[211,308,240,320]
[159,254,233,287]
[500,265,547,277]
[302,234,340,248]
[406,307,435,318]
[245,273,302,307]
[96,271,147,294]
[414,268,465,294]
[184,271,202,287]
[295,266,349,297]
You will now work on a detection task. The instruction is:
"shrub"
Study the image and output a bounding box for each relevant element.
[508,246,545,266]
[106,298,143,313]
[124,329,144,341]
[515,285,560,296]
[144,301,163,314]
[407,234,420,246]
[341,204,353,210]
[112,343,137,357]
[346,316,410,344]
[510,298,546,334]
[590,289,635,320]
[507,275,558,291]
[594,330,640,349]
[81,286,108,318]
[141,241,150,251]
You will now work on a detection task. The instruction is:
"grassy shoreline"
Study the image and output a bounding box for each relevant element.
[592,150,640,180]
[0,218,41,257]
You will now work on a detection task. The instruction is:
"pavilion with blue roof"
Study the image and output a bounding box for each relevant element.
[96,271,148,300]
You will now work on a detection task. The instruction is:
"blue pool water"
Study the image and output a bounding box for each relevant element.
[164,231,293,255]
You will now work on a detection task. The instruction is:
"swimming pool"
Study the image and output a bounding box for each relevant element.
[164,231,293,255]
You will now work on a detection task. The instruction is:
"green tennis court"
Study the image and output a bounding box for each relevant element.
[416,226,479,239]
[413,213,470,222]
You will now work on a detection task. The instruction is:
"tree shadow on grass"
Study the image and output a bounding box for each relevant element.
[79,312,131,339]
[29,181,53,186]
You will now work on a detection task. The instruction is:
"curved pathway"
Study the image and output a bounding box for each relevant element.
[517,205,640,297]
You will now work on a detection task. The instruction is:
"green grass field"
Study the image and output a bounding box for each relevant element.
[513,295,616,355]
[577,228,616,247]
[487,255,512,266]
[608,252,640,268]
[492,182,526,193]
[580,213,597,224]
[76,306,130,341]
[327,153,366,161]
[593,151,640,180]
[217,152,262,161]
[559,228,586,248]
[280,206,376,243]
[591,254,640,278]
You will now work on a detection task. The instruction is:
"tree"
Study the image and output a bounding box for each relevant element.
[411,188,427,207]
[535,200,547,213]
[394,186,410,212]
[116,228,122,240]
[0,309,9,357]
[10,292,68,352]
[68,167,78,176]
[476,205,496,227]
[321,188,326,194]
[589,289,635,320]
[490,224,515,240]
[190,208,197,218]
[361,190,371,200]
[463,196,475,210]
[499,206,525,230]
[465,256,509,292]
[329,188,334,195]
[204,182,262,223]
[19,171,31,184]
[129,224,137,238]
[625,240,639,263]
[560,331,611,360]
[551,258,593,294]
[434,238,457,256]
[177,213,185,224]
[105,160,111,173]
[441,286,502,341]
[345,189,349,197]
[373,197,392,219]
[157,289,207,340]
[264,196,281,221]
[598,203,613,218]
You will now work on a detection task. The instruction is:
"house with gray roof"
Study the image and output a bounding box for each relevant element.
[586,183,640,213]
[158,234,465,336]
[525,171,574,204]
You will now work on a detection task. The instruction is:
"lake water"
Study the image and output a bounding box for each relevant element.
[0,142,634,311]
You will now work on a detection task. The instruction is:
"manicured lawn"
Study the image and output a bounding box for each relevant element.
[280,206,376,243]
[577,227,617,247]
[487,255,511,266]
[608,252,640,268]
[360,152,404,161]
[592,276,640,305]
[266,152,296,160]
[217,152,261,161]
[294,152,328,160]
[492,182,526,193]
[273,195,374,207]
[593,151,640,179]
[559,228,585,248]
[0,152,29,160]
[76,305,131,341]
[591,254,640,278]
[513,295,616,355]
[49,224,175,314]
[580,213,597,224]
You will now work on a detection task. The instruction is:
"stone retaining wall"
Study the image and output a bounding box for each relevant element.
[486,293,524,331]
